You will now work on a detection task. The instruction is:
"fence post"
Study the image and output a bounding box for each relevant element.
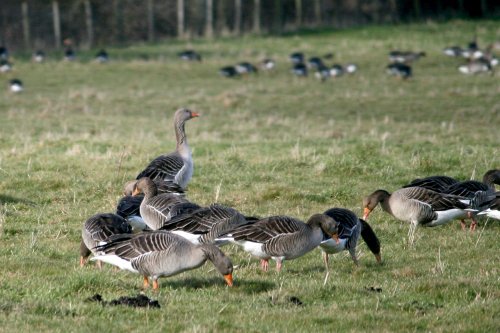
[314,0,322,26]
[147,0,154,42]
[84,0,93,48]
[52,1,61,49]
[295,0,302,28]
[253,0,260,34]
[205,0,213,38]
[22,2,31,50]
[177,0,184,39]
[234,0,241,35]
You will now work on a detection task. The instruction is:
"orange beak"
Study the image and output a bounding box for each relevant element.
[331,232,340,245]
[132,188,141,196]
[191,111,200,118]
[363,207,372,220]
[223,273,233,287]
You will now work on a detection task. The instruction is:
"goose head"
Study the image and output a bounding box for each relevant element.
[132,177,158,197]
[307,214,340,244]
[363,189,391,220]
[483,169,500,188]
[174,108,199,124]
[202,244,234,287]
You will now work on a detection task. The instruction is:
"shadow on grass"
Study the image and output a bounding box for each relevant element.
[164,277,276,294]
[0,194,36,206]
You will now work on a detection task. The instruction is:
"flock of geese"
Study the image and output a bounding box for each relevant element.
[79,108,500,291]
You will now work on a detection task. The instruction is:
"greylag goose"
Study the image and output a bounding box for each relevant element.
[95,49,109,63]
[290,52,305,64]
[362,187,490,243]
[33,50,45,63]
[458,60,492,75]
[80,213,132,268]
[178,50,202,61]
[402,175,459,193]
[93,231,234,290]
[386,63,412,79]
[0,59,12,73]
[235,62,258,75]
[136,108,199,190]
[222,214,339,272]
[389,51,426,64]
[0,46,8,60]
[260,58,275,71]
[159,204,247,245]
[319,208,381,269]
[220,66,239,78]
[308,57,324,69]
[292,63,308,77]
[132,177,200,230]
[9,79,23,93]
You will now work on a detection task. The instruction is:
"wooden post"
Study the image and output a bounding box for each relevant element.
[273,0,282,33]
[22,2,31,49]
[147,0,154,42]
[84,0,93,48]
[314,0,321,26]
[205,0,213,38]
[295,0,302,28]
[234,0,241,36]
[253,0,260,34]
[177,0,184,39]
[52,1,61,49]
[113,0,124,43]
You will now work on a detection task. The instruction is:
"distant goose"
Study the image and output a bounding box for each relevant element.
[93,231,234,290]
[0,59,12,72]
[319,208,381,270]
[9,79,23,93]
[32,50,45,63]
[307,57,324,69]
[132,177,200,230]
[220,66,239,78]
[389,51,425,63]
[260,58,276,71]
[329,64,344,77]
[344,64,358,74]
[402,175,459,193]
[80,213,132,268]
[362,187,488,243]
[235,62,258,74]
[222,214,339,272]
[0,46,8,59]
[386,63,412,79]
[458,60,491,75]
[136,108,199,189]
[95,49,109,63]
[290,52,304,64]
[159,203,248,245]
[178,50,202,61]
[291,63,308,77]
[443,46,463,57]
[314,65,331,82]
[64,47,76,61]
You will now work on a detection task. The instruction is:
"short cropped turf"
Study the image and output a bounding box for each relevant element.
[0,20,499,332]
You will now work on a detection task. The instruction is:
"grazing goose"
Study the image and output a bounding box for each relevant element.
[290,52,305,64]
[402,175,459,193]
[308,57,324,69]
[443,46,463,57]
[64,47,76,61]
[319,208,381,269]
[362,187,478,244]
[235,62,258,75]
[178,50,202,61]
[136,108,199,189]
[9,79,23,93]
[329,64,344,77]
[223,214,339,272]
[0,59,12,72]
[260,58,275,71]
[93,231,234,290]
[0,46,8,60]
[132,177,200,230]
[80,213,132,268]
[314,65,331,82]
[95,49,109,63]
[458,59,492,75]
[219,66,239,78]
[292,63,308,77]
[159,204,247,245]
[33,50,45,63]
[386,63,412,79]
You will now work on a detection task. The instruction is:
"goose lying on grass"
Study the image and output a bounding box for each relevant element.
[93,231,234,290]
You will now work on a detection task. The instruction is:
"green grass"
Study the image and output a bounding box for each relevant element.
[1,20,499,332]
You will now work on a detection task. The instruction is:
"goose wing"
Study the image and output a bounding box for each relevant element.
[403,175,458,192]
[85,213,131,242]
[116,195,143,218]
[136,153,185,181]
[323,208,358,239]
[231,216,305,243]
[401,187,468,211]
[443,181,489,197]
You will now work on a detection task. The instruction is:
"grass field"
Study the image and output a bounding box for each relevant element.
[1,20,499,332]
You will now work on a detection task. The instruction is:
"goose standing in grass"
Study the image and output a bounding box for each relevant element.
[220,66,239,78]
[330,64,344,77]
[290,52,304,64]
[260,58,275,71]
[136,108,199,189]
[236,62,258,75]
[32,50,45,63]
[80,213,132,268]
[64,47,76,61]
[178,50,202,61]
[8,79,23,93]
[319,208,381,270]
[386,63,412,79]
[95,49,109,63]
[389,51,426,64]
[131,177,200,230]
[292,63,308,77]
[0,59,12,72]
[458,60,492,75]
[314,65,331,82]
[93,231,234,290]
[0,46,8,60]
[159,204,248,245]
[308,57,324,69]
[443,46,463,57]
[362,187,485,244]
[222,214,339,272]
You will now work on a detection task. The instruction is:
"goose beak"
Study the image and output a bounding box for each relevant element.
[363,207,372,220]
[191,111,200,118]
[223,273,233,287]
[375,253,382,263]
[131,188,141,196]
[331,232,340,244]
